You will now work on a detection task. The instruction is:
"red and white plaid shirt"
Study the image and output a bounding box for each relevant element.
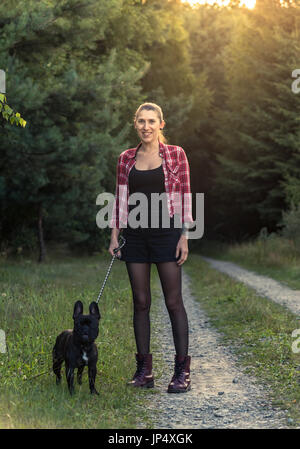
[110,140,194,230]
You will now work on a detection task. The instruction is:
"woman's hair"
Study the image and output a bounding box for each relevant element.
[134,102,167,144]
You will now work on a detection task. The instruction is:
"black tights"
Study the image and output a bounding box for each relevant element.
[125,261,189,357]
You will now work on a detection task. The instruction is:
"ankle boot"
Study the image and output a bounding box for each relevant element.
[167,355,191,393]
[127,353,154,388]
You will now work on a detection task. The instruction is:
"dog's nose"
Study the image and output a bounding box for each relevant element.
[82,334,89,342]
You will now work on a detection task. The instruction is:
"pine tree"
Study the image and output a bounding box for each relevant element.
[210,0,300,239]
[0,0,146,259]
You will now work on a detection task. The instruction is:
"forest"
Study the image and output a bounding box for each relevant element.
[1,0,300,260]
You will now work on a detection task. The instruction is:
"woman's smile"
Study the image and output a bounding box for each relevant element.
[135,109,164,144]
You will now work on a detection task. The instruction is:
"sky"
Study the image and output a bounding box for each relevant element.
[182,0,256,9]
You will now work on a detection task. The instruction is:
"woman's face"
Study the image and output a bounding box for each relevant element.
[134,109,165,145]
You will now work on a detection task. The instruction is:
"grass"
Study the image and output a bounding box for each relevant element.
[0,247,162,429]
[198,235,300,290]
[185,252,300,426]
[2,237,300,428]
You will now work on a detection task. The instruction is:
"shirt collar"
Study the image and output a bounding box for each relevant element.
[127,140,166,159]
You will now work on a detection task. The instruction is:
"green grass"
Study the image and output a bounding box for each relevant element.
[185,253,300,426]
[198,236,300,290]
[3,239,299,428]
[0,249,162,429]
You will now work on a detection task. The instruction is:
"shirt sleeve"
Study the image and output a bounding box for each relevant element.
[110,154,122,230]
[178,148,194,232]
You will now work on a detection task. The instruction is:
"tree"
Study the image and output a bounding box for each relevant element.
[0,0,146,260]
[208,0,300,239]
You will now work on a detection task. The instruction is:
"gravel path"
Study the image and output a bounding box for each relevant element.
[202,256,300,317]
[147,268,290,429]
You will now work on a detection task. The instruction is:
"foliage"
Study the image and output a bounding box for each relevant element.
[0,93,26,127]
[280,202,300,246]
[205,0,300,239]
[0,0,145,255]
[1,0,300,253]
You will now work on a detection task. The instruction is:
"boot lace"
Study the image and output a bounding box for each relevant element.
[172,360,186,382]
[134,359,146,379]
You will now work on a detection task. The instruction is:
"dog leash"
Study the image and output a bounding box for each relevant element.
[96,234,126,305]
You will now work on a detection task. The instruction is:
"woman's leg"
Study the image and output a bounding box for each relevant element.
[125,262,152,354]
[156,261,188,357]
[156,261,191,393]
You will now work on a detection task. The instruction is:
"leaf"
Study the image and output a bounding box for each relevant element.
[4,104,13,115]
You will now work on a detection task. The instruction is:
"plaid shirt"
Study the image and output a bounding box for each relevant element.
[110,141,194,230]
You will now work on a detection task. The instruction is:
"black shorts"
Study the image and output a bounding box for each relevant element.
[119,228,182,263]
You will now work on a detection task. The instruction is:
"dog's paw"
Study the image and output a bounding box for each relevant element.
[90,388,99,396]
[68,387,75,396]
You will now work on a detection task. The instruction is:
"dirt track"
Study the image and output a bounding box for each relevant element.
[202,257,300,317]
[144,260,297,429]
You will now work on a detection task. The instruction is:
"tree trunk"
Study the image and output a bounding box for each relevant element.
[38,203,46,263]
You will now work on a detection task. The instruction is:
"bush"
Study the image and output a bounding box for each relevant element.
[279,203,300,249]
[1,225,38,256]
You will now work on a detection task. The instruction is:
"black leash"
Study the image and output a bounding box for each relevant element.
[96,234,126,305]
[22,236,126,383]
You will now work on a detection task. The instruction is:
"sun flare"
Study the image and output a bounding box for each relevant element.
[182,0,256,9]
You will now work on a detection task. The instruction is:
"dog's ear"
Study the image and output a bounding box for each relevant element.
[89,302,100,320]
[73,300,83,319]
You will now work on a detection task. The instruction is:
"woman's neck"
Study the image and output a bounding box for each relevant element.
[140,140,160,155]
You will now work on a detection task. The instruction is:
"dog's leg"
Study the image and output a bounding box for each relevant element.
[77,366,84,385]
[52,349,63,385]
[66,364,75,395]
[88,364,99,395]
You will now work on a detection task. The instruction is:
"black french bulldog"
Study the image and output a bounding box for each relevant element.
[52,300,101,395]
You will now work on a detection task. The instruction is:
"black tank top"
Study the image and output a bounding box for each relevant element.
[127,164,175,231]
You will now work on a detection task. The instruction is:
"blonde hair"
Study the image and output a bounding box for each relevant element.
[134,102,167,144]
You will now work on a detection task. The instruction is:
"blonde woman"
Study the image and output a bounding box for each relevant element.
[109,103,194,393]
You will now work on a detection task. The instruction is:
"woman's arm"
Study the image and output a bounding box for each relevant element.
[181,223,189,238]
[175,147,193,264]
[108,228,122,258]
[109,154,123,257]
[176,232,188,266]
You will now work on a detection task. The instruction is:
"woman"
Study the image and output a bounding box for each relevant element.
[108,102,194,393]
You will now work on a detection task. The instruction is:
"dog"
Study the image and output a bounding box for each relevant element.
[52,300,101,395]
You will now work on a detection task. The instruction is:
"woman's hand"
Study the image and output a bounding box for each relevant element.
[108,238,121,259]
[175,234,188,266]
